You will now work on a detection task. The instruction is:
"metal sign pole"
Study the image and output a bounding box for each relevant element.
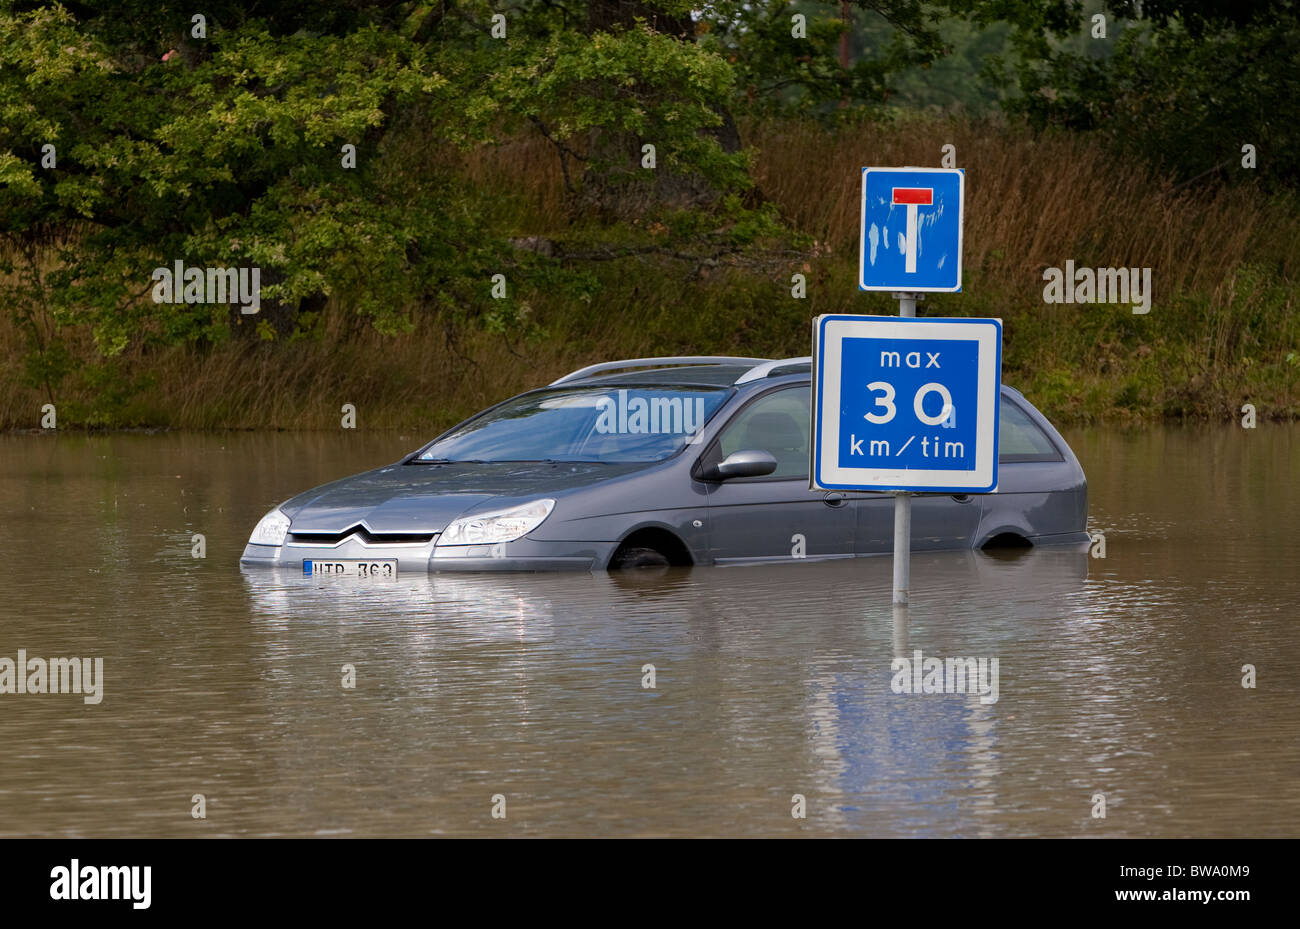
[891,291,918,606]
[892,491,911,605]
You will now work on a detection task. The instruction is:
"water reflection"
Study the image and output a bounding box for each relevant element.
[228,548,1091,836]
[1,428,1297,836]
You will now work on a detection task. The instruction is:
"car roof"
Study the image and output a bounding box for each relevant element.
[551,357,1030,401]
[552,356,816,389]
[566,364,761,388]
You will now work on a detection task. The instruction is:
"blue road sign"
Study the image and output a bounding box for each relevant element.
[860,167,965,292]
[811,315,1001,493]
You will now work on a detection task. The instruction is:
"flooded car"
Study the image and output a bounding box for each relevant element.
[240,356,1088,573]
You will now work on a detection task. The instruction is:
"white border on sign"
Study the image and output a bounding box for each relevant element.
[814,316,1000,492]
[859,166,965,293]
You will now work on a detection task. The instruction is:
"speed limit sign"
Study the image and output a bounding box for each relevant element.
[811,314,1002,493]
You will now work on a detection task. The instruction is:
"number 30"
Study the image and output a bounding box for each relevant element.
[865,381,952,426]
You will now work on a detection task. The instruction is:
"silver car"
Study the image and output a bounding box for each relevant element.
[240,356,1088,573]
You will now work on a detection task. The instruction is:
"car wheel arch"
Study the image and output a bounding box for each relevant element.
[976,520,1035,548]
[610,523,695,568]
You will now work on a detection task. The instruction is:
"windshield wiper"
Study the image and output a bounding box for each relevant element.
[409,457,612,465]
[408,457,484,464]
[515,458,612,464]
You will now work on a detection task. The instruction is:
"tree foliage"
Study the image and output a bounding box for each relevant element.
[0,0,771,372]
[1,0,1296,405]
[1002,1,1300,187]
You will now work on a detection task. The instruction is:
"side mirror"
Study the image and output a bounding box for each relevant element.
[703,449,778,481]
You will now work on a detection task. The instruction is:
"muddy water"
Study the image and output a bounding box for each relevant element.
[0,425,1296,836]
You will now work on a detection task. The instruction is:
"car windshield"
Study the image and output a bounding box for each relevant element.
[414,385,732,463]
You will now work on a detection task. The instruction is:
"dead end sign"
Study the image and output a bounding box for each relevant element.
[860,167,964,292]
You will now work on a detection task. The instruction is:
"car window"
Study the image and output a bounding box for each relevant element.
[415,385,731,463]
[999,398,1062,461]
[717,387,810,478]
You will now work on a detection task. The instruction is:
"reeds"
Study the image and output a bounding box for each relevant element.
[3,113,1297,430]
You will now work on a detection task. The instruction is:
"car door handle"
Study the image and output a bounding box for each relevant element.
[951,494,971,503]
[823,492,847,508]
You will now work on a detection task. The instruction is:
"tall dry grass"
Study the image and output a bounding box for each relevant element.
[0,313,601,431]
[747,115,1300,295]
[465,113,1300,293]
[4,113,1298,430]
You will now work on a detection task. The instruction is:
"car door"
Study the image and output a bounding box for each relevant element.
[854,492,982,553]
[855,394,1049,553]
[700,385,856,563]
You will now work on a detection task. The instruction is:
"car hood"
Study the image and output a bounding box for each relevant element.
[281,460,647,534]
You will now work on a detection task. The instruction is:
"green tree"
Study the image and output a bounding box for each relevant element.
[1001,1,1300,187]
[0,0,775,392]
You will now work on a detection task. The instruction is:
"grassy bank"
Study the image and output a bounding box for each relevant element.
[4,115,1299,431]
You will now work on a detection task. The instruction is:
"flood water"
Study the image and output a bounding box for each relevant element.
[1,425,1297,837]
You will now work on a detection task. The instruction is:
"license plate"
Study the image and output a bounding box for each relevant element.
[303,559,397,578]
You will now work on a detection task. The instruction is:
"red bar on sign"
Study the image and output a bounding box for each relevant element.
[892,187,933,205]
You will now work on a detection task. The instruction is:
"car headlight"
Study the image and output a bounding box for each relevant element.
[438,499,555,546]
[249,508,291,546]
